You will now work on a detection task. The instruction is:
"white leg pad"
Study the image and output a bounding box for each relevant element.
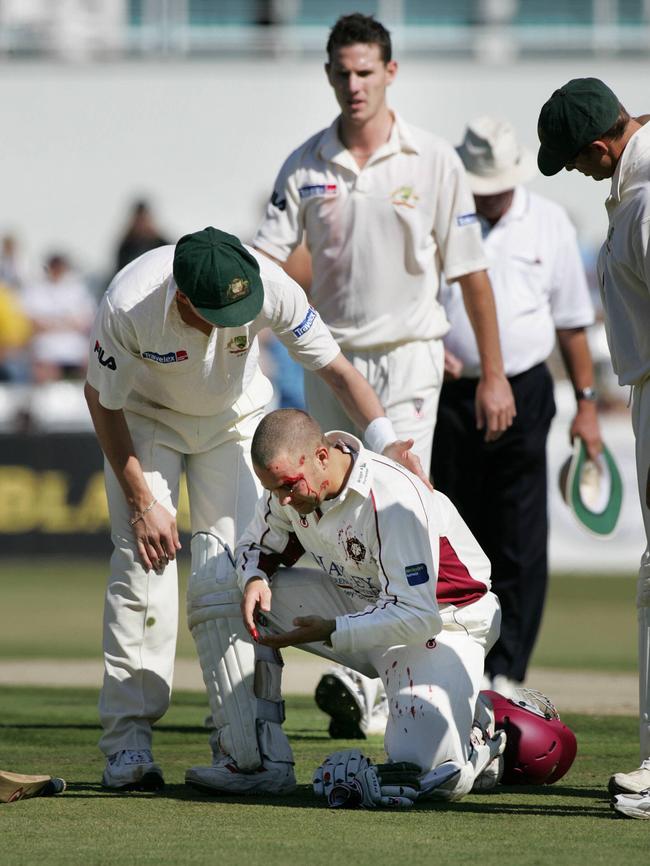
[188,532,290,771]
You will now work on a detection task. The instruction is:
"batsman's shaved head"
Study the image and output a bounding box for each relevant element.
[252,409,326,469]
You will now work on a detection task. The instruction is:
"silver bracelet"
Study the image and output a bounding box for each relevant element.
[129,497,158,527]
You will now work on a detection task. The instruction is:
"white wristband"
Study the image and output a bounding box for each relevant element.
[363,416,397,455]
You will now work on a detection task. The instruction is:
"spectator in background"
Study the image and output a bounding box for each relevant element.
[21,253,96,383]
[432,117,602,699]
[0,280,31,381]
[0,233,28,289]
[115,199,169,275]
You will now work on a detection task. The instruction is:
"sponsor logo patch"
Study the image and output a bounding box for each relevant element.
[94,340,116,370]
[292,306,317,337]
[298,184,337,200]
[142,349,189,364]
[456,212,478,226]
[405,563,430,586]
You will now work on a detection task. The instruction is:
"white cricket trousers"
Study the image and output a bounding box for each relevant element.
[632,378,650,760]
[98,405,263,756]
[303,339,444,468]
[267,568,501,773]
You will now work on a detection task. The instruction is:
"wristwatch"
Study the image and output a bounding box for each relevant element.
[575,386,597,402]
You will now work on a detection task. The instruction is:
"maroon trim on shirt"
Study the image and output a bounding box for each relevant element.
[243,492,305,579]
[257,532,305,579]
[437,536,486,607]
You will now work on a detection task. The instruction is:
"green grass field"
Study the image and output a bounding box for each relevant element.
[1,557,639,670]
[1,687,647,866]
[1,558,645,863]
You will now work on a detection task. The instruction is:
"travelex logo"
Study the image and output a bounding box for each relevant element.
[299,184,337,200]
[456,213,478,227]
[293,306,316,338]
[94,340,116,371]
[405,562,430,586]
[142,349,189,364]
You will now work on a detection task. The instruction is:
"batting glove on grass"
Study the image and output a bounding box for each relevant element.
[313,749,371,799]
[328,762,421,810]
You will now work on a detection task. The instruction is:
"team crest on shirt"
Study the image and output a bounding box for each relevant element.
[227,277,249,300]
[226,335,249,355]
[413,398,424,418]
[338,525,367,563]
[390,186,419,208]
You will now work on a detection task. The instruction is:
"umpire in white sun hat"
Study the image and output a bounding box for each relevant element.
[432,115,603,699]
[456,116,538,195]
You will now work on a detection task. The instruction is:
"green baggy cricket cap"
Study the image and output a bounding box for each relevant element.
[537,78,620,176]
[558,438,623,537]
[173,227,264,327]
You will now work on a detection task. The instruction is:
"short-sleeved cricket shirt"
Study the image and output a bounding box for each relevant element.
[254,114,487,351]
[87,244,340,419]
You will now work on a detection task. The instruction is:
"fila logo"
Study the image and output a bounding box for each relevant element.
[94,340,116,370]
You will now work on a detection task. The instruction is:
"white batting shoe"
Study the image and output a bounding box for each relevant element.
[185,756,296,795]
[612,788,650,819]
[315,667,388,739]
[608,759,650,796]
[102,749,164,791]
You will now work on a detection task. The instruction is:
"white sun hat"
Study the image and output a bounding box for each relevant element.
[456,116,538,195]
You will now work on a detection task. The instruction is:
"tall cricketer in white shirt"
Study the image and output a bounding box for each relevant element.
[254,13,515,467]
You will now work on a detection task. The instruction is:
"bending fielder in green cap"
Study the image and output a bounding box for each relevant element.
[537,79,650,817]
[85,226,428,794]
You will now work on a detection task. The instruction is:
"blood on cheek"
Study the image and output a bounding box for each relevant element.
[279,473,319,499]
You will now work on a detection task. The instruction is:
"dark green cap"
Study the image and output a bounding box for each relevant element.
[173,227,264,327]
[537,78,620,176]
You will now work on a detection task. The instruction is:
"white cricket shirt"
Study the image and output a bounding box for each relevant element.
[86,244,340,418]
[253,114,487,351]
[236,432,491,656]
[597,121,650,386]
[441,187,594,378]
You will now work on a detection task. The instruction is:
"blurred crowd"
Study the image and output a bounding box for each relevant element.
[0,200,170,388]
[0,196,625,433]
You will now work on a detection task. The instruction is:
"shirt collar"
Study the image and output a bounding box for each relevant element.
[609,121,650,203]
[479,185,528,235]
[317,112,419,172]
[324,430,373,503]
[164,275,179,322]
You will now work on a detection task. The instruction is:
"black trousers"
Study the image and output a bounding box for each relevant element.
[431,363,556,682]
